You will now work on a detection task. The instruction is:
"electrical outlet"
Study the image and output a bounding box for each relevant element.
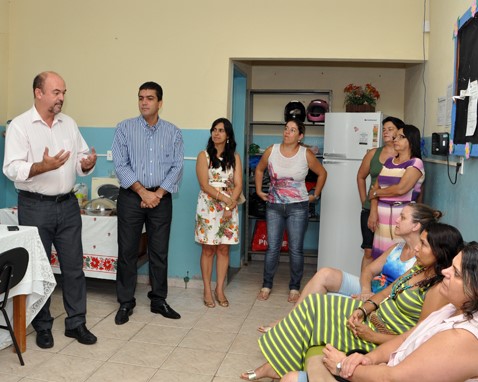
[423,20,430,33]
[106,150,113,161]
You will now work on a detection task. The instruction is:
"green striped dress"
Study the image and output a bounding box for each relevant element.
[258,271,427,376]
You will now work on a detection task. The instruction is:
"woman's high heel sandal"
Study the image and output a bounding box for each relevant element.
[214,291,229,307]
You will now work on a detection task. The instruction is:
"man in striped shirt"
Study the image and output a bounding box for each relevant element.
[112,82,184,324]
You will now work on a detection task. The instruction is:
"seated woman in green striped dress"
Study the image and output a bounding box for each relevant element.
[240,223,464,381]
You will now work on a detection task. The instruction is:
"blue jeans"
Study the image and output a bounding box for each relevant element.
[262,201,309,291]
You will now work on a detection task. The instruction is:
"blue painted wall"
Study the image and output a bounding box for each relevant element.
[3,130,477,278]
[0,125,242,281]
[422,138,478,242]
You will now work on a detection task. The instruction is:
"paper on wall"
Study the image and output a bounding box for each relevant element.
[446,83,453,126]
[466,80,478,136]
[437,97,446,125]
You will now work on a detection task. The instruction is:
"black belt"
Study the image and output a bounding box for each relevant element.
[19,190,75,203]
[145,187,160,192]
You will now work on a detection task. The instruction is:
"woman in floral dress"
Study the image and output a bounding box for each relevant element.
[195,118,242,308]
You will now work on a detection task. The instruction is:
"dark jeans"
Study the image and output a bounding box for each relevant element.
[116,188,172,308]
[263,201,309,291]
[18,193,86,331]
[360,208,374,249]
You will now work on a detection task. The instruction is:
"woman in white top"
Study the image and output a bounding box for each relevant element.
[312,241,478,382]
[255,118,327,303]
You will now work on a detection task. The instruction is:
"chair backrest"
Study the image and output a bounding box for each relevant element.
[0,247,29,305]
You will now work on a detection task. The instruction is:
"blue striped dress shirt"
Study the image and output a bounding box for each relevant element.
[112,115,184,193]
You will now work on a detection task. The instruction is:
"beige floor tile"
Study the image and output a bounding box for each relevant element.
[228,333,263,357]
[179,328,236,352]
[164,296,211,314]
[161,347,225,375]
[59,337,126,361]
[123,305,155,324]
[151,369,213,382]
[0,348,54,377]
[86,300,118,318]
[219,289,258,305]
[131,324,189,346]
[148,308,204,328]
[216,352,267,380]
[91,316,145,340]
[194,313,244,333]
[86,362,156,382]
[203,301,252,319]
[212,378,245,382]
[109,340,173,367]
[0,261,315,381]
[27,353,103,382]
[0,372,22,381]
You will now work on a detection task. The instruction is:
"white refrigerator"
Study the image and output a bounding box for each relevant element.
[318,112,382,275]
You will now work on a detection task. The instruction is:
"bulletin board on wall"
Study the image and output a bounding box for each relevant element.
[451,7,478,157]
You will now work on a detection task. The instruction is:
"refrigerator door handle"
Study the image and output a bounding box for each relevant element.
[323,153,347,159]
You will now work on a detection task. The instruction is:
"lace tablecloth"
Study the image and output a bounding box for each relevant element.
[0,208,123,280]
[0,224,57,350]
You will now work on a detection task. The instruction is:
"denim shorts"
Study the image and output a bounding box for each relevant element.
[360,208,374,249]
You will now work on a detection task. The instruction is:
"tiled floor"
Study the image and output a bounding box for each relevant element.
[0,261,316,382]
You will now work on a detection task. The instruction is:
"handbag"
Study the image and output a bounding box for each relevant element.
[249,192,267,218]
[251,220,289,252]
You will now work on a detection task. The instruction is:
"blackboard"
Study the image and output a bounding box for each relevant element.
[454,14,478,145]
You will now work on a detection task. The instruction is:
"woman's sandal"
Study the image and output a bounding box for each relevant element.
[241,370,258,380]
[288,289,301,303]
[257,325,272,333]
[257,287,271,301]
[214,291,229,307]
[240,369,280,381]
[203,299,216,308]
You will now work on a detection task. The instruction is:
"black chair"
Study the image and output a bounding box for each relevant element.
[0,247,29,366]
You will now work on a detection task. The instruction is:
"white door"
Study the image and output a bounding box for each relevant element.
[324,113,382,160]
[318,159,363,275]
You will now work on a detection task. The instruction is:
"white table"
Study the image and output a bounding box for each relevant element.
[0,208,147,280]
[0,224,57,352]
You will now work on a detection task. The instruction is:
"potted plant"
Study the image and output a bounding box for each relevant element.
[343,83,380,112]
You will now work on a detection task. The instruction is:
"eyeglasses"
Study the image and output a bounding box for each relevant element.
[392,134,406,141]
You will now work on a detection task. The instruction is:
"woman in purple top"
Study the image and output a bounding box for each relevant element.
[369,125,425,260]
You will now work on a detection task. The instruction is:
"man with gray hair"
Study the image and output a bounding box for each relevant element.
[3,71,97,348]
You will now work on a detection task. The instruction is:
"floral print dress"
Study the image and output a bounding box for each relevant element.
[195,154,240,245]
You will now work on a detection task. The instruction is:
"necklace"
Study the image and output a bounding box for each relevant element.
[389,266,435,300]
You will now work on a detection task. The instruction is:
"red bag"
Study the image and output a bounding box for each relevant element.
[251,220,289,252]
